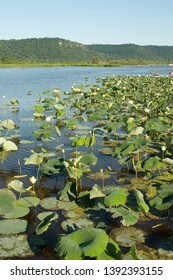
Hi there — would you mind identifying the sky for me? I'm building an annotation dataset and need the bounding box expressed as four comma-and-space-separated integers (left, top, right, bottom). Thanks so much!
0, 0, 173, 46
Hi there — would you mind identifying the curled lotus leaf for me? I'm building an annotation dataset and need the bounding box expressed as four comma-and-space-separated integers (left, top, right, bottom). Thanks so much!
56, 228, 109, 260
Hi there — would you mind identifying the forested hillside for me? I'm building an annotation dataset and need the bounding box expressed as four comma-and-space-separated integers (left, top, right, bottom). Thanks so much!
0, 37, 173, 65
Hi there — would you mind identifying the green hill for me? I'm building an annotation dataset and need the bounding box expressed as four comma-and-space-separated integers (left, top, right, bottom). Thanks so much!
0, 37, 173, 65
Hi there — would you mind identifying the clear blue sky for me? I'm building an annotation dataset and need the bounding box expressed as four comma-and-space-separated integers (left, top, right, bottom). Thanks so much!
1, 0, 173, 45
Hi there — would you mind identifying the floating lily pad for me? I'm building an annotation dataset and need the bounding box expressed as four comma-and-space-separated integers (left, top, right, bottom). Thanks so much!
40, 197, 58, 210
109, 227, 145, 247
99, 147, 113, 155
4, 204, 30, 218
87, 172, 111, 180
0, 189, 16, 215
0, 219, 27, 234
0, 235, 34, 259
17, 197, 40, 208
61, 218, 94, 232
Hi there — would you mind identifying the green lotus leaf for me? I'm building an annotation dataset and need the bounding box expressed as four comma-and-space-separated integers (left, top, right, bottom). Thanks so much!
61, 218, 94, 232
87, 172, 111, 180
36, 213, 55, 235
37, 211, 58, 221
24, 153, 44, 166
8, 179, 24, 193
97, 239, 121, 260
149, 184, 173, 210
0, 235, 34, 259
85, 135, 96, 147
1, 119, 16, 130
79, 152, 97, 166
17, 197, 40, 208
112, 141, 135, 158
143, 156, 162, 171
40, 197, 58, 210
90, 184, 105, 199
34, 105, 45, 114
56, 228, 109, 260
104, 188, 127, 207
11, 98, 19, 105
109, 227, 145, 247
129, 126, 144, 136
134, 189, 149, 214
41, 158, 62, 175
0, 189, 16, 215
4, 205, 30, 218
112, 206, 139, 226
0, 219, 27, 234
2, 140, 18, 151
72, 135, 86, 146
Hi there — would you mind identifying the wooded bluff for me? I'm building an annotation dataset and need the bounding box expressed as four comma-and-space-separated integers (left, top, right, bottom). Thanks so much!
0, 37, 173, 65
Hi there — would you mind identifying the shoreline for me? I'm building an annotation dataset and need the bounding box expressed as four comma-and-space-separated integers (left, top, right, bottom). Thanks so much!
0, 61, 171, 69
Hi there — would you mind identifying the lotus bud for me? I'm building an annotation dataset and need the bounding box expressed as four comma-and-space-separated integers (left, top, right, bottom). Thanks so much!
161, 146, 166, 152
128, 100, 134, 105
30, 176, 37, 185
144, 108, 150, 113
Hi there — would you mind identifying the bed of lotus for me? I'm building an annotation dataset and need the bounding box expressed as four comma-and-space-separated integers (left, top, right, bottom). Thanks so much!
0, 75, 173, 260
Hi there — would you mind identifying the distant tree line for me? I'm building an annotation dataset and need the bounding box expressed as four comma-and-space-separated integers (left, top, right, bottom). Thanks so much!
0, 38, 173, 64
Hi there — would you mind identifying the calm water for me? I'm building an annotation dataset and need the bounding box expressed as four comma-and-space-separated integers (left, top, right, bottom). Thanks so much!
0, 65, 172, 108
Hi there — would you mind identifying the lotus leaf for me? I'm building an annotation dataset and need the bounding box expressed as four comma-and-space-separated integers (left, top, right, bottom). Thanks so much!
24, 153, 43, 166
37, 211, 58, 221
143, 156, 162, 171
104, 188, 127, 207
109, 226, 145, 247
134, 189, 149, 214
2, 140, 18, 151
56, 228, 109, 259
0, 119, 16, 130
17, 197, 40, 208
4, 204, 30, 218
40, 197, 58, 210
112, 206, 139, 226
61, 218, 94, 232
0, 235, 34, 259
36, 213, 56, 235
0, 189, 16, 215
97, 239, 121, 260
41, 158, 62, 175
8, 179, 24, 193
0, 219, 27, 234
90, 184, 105, 199
79, 152, 97, 166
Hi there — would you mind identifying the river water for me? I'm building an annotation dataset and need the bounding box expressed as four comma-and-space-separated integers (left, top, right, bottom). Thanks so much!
0, 65, 172, 108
